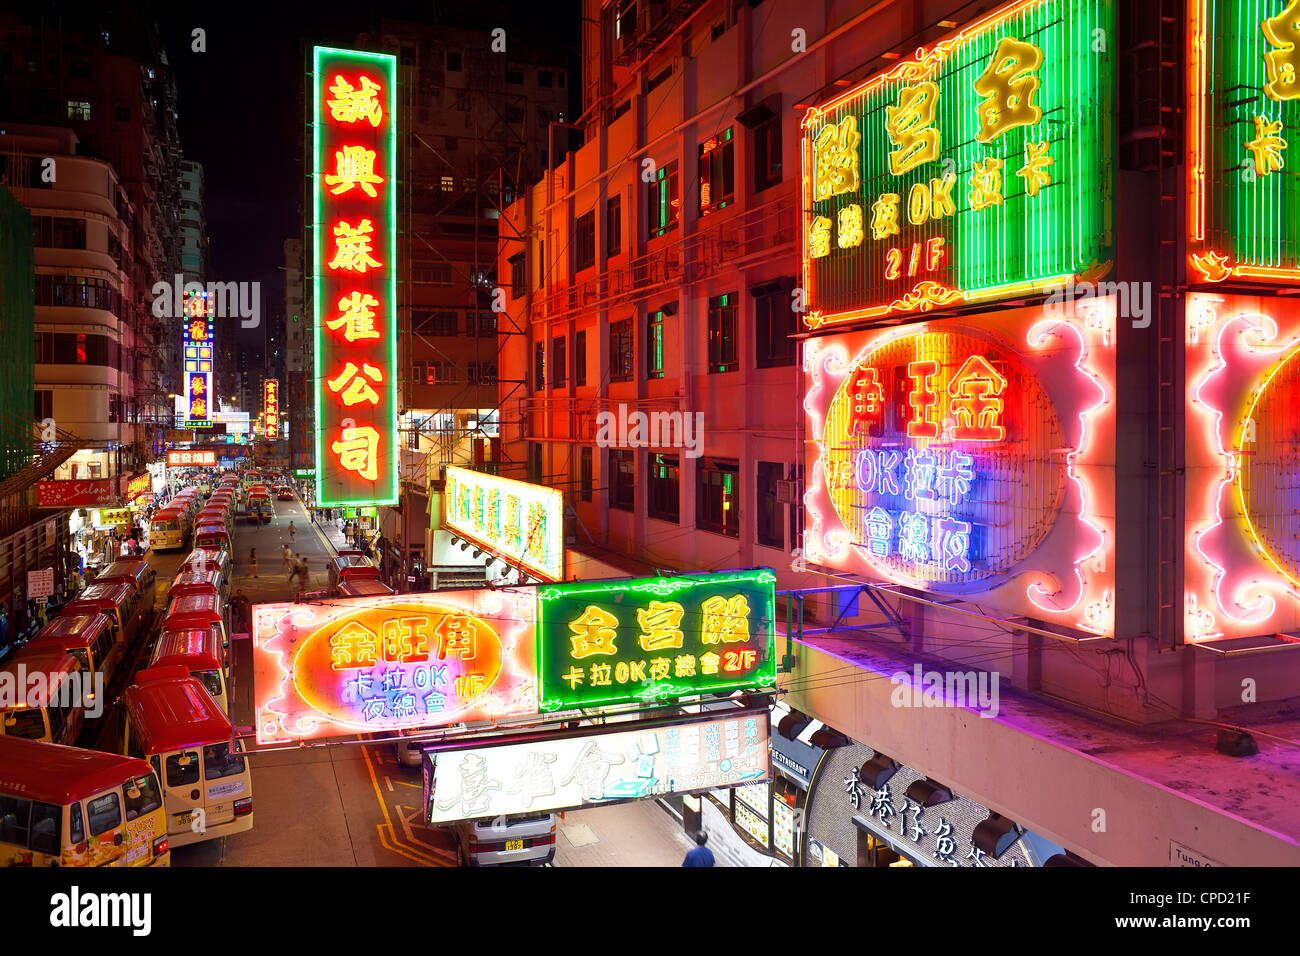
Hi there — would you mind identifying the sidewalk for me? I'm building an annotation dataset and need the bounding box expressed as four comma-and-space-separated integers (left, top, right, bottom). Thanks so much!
554, 800, 697, 867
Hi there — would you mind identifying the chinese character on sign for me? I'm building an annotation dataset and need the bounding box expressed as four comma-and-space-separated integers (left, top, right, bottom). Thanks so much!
673, 654, 696, 677
936, 450, 975, 504
932, 517, 973, 573
813, 115, 860, 200
948, 355, 1007, 441
700, 594, 751, 645
328, 219, 383, 273
1245, 115, 1287, 177
885, 81, 941, 175
327, 74, 384, 126
330, 621, 378, 670
331, 425, 381, 481
844, 766, 866, 810
864, 506, 893, 558
327, 362, 384, 406
968, 158, 1004, 211
869, 783, 897, 830
325, 145, 384, 197
1016, 141, 1053, 197
809, 215, 832, 259
898, 511, 932, 563
434, 753, 501, 816
699, 652, 721, 675
904, 447, 938, 502
847, 366, 885, 438
973, 37, 1044, 142
434, 613, 476, 661
837, 204, 864, 249
1263, 1, 1300, 101
559, 741, 624, 801
328, 292, 382, 342
636, 601, 685, 652
904, 801, 929, 843
508, 751, 558, 809
870, 192, 901, 240
567, 605, 619, 659
381, 617, 428, 663
933, 817, 959, 866
906, 360, 940, 439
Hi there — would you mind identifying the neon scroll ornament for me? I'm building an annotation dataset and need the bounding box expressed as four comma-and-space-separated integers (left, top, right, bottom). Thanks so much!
803, 303, 1115, 635
1185, 293, 1300, 642
251, 589, 537, 745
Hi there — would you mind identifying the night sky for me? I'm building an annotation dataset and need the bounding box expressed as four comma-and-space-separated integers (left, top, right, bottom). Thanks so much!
152, 0, 581, 357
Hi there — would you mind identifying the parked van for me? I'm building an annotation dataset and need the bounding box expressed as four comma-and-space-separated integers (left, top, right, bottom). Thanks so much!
148, 629, 228, 714
149, 506, 189, 551
0, 650, 85, 745
27, 612, 120, 690
169, 568, 226, 605
247, 488, 273, 524
163, 592, 229, 650
193, 523, 231, 554
449, 814, 557, 867
336, 578, 394, 599
94, 560, 157, 606
328, 554, 381, 590
62, 582, 142, 648
181, 549, 232, 592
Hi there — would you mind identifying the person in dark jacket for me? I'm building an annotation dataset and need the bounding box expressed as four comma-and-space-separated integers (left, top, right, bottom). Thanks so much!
682, 831, 714, 867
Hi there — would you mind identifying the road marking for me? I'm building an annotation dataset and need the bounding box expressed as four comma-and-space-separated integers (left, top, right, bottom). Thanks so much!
385, 775, 393, 792
361, 745, 445, 866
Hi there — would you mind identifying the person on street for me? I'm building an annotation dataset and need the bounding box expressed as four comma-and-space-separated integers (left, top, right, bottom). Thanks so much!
249, 548, 258, 578
288, 520, 296, 541
682, 831, 714, 867
282, 544, 293, 575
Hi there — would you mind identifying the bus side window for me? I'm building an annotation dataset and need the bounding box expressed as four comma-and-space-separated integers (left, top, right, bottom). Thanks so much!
47, 697, 65, 743
29, 802, 61, 854
0, 794, 31, 845
69, 801, 84, 845
86, 792, 122, 837
166, 751, 200, 787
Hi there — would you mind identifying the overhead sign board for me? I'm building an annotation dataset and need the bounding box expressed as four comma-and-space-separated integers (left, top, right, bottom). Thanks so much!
535, 569, 777, 712
182, 290, 214, 428
444, 466, 564, 582
801, 0, 1115, 329
167, 450, 217, 468
424, 709, 771, 824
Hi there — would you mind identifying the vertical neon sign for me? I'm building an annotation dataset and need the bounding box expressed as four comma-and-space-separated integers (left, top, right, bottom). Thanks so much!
182, 291, 214, 428
264, 379, 280, 441
312, 47, 398, 507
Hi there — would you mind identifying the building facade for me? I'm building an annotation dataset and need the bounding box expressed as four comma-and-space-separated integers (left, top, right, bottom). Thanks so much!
499, 0, 1300, 867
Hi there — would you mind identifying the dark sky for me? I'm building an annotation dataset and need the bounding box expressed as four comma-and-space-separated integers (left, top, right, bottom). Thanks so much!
152, 0, 581, 356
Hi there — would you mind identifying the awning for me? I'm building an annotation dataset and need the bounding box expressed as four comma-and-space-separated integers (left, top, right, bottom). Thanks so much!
770, 702, 825, 789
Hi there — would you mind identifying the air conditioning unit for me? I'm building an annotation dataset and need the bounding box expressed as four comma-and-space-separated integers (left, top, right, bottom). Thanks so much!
775, 479, 798, 504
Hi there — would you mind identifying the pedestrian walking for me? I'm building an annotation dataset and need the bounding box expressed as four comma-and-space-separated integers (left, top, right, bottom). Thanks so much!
249, 548, 258, 578
682, 831, 715, 867
289, 520, 296, 541
282, 544, 293, 575
297, 555, 309, 586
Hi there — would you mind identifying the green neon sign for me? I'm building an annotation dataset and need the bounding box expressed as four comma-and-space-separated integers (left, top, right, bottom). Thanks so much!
311, 46, 399, 508
1189, 0, 1300, 282
802, 0, 1115, 329
535, 568, 777, 712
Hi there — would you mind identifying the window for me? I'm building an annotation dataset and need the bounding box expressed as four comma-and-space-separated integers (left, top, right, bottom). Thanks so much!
708, 293, 739, 373
615, 0, 638, 40
68, 801, 84, 846
468, 362, 498, 384
113, 104, 130, 123
610, 449, 635, 511
472, 312, 497, 336
86, 792, 122, 836
610, 319, 634, 382
753, 278, 797, 368
552, 336, 567, 388
413, 263, 452, 285
754, 113, 783, 192
647, 309, 666, 379
0, 796, 30, 846
440, 175, 454, 192
757, 461, 785, 548
649, 454, 680, 522
32, 216, 86, 250
539, 70, 553, 88
699, 128, 735, 215
575, 211, 596, 271
575, 330, 587, 385
580, 446, 593, 501
510, 251, 527, 298
413, 361, 426, 384
446, 49, 463, 72
124, 773, 161, 819
647, 162, 680, 238
27, 802, 58, 854
415, 311, 457, 336
35, 274, 117, 311
611, 98, 631, 121
109, 393, 124, 424
445, 136, 458, 151
647, 64, 672, 92
203, 743, 246, 781
506, 66, 524, 84
66, 100, 91, 121
166, 751, 200, 787
697, 459, 740, 537
534, 341, 546, 391
400, 46, 415, 66
607, 196, 622, 256
538, 240, 546, 289
34, 390, 52, 421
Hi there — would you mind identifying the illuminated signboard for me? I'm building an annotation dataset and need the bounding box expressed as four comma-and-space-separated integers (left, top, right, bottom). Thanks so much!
264, 379, 280, 440
1188, 0, 1300, 282
444, 466, 564, 582
124, 474, 151, 501
166, 450, 217, 468
312, 46, 398, 507
182, 291, 214, 428
424, 708, 770, 824
804, 299, 1116, 634
251, 589, 536, 745
535, 569, 777, 711
801, 0, 1114, 329
1186, 292, 1300, 641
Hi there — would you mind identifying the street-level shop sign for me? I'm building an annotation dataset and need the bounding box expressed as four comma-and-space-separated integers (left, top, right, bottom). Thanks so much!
424, 708, 771, 824
801, 0, 1114, 329
35, 479, 118, 508
251, 589, 537, 745
803, 302, 1116, 635
535, 569, 777, 712
182, 290, 214, 428
312, 46, 399, 508
1188, 0, 1300, 283
444, 466, 564, 582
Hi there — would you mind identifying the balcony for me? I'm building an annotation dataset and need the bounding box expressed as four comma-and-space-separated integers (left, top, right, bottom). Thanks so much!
529, 188, 795, 325
612, 0, 709, 67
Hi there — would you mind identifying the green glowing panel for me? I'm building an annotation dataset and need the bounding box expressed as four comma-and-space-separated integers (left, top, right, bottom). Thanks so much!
535, 569, 778, 712
802, 0, 1115, 328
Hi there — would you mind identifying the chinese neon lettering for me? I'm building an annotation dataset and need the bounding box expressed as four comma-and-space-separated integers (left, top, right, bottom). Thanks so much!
327, 74, 384, 126
898, 511, 932, 563
906, 360, 940, 439
885, 81, 941, 175
870, 193, 901, 240
568, 605, 619, 659
331, 425, 381, 481
328, 219, 383, 273
381, 616, 429, 664
328, 292, 381, 342
700, 595, 751, 645
809, 215, 832, 258
1263, 1, 1300, 101
1245, 115, 1287, 176
330, 621, 378, 670
837, 204, 864, 249
948, 355, 1007, 442
864, 506, 893, 558
813, 115, 860, 200
973, 37, 1044, 143
325, 145, 384, 197
968, 158, 1004, 211
434, 613, 476, 661
1016, 141, 1053, 197
636, 601, 685, 652
326, 362, 384, 406
846, 365, 885, 437
904, 447, 938, 502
